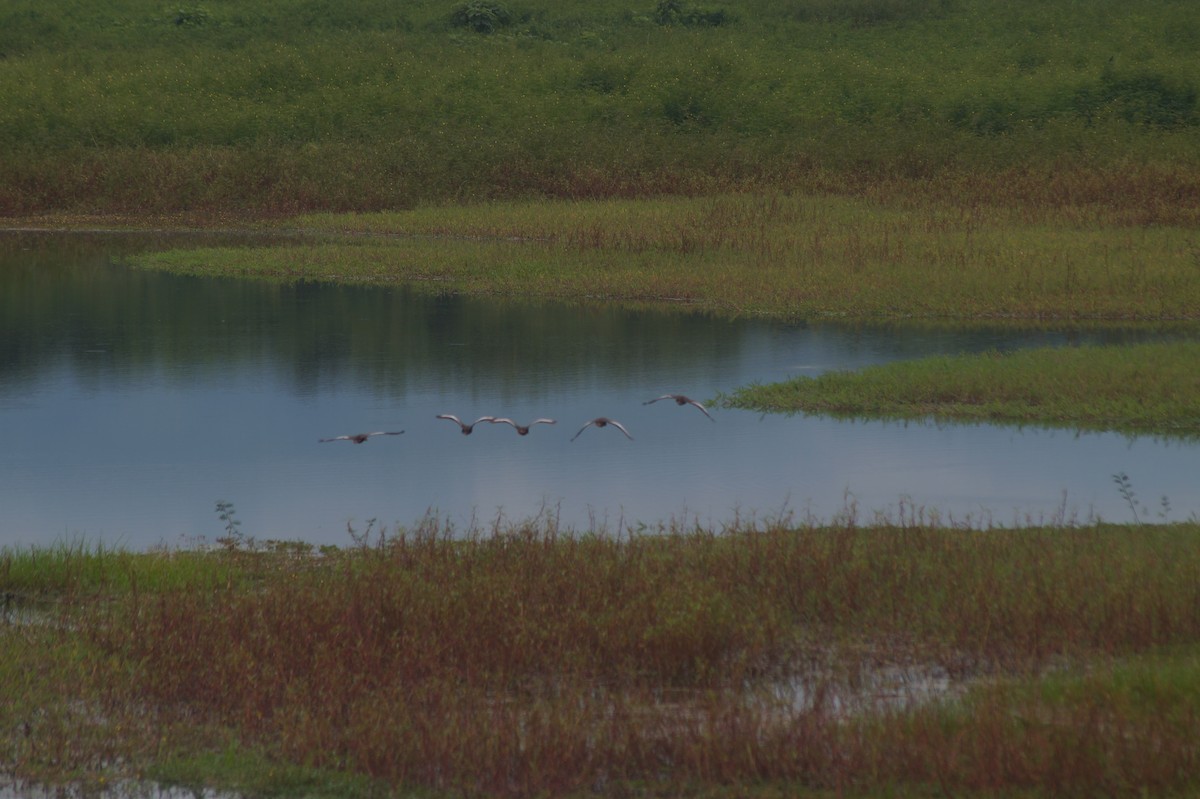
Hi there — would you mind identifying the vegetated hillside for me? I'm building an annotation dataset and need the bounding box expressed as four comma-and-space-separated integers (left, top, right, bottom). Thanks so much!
1, 0, 1197, 214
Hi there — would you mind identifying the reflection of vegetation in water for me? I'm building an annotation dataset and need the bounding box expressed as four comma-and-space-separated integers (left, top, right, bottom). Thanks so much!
0, 232, 746, 400
6, 514, 1200, 795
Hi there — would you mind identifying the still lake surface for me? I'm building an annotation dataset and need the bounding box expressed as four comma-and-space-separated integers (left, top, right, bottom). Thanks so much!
2, 231, 1197, 551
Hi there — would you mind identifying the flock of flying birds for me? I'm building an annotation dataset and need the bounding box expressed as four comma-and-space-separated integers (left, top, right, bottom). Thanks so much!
318, 394, 714, 445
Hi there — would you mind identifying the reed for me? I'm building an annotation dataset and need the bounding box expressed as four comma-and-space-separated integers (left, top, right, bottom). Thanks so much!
9, 515, 1200, 795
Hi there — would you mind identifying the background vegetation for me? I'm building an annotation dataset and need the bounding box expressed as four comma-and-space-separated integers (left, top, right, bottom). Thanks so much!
1, 0, 1198, 215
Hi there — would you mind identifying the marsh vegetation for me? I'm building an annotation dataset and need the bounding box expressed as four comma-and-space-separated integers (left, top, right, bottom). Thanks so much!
1, 0, 1197, 216
7, 514, 1200, 797
3, 0, 1200, 795
719, 340, 1200, 437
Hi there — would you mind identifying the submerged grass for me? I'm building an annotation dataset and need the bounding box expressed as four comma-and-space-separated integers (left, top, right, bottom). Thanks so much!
718, 340, 1200, 437
7, 515, 1200, 796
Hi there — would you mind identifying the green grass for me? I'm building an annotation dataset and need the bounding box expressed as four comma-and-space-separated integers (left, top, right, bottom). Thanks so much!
7, 518, 1200, 796
125, 191, 1200, 323
0, 0, 1198, 214
718, 340, 1200, 437
149, 747, 393, 799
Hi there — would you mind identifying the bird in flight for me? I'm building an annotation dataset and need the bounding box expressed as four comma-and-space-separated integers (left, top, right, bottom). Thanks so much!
571, 417, 633, 441
437, 414, 496, 435
489, 417, 557, 436
644, 393, 715, 422
319, 431, 404, 444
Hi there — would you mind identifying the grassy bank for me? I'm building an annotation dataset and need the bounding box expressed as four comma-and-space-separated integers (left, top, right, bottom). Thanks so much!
6, 517, 1200, 796
718, 340, 1200, 438
1, 0, 1198, 214
124, 189, 1200, 323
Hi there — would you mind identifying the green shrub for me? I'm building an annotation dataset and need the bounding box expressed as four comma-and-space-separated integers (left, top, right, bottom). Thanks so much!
789, 0, 955, 26
652, 0, 732, 28
1088, 70, 1198, 127
449, 0, 513, 33
171, 6, 214, 27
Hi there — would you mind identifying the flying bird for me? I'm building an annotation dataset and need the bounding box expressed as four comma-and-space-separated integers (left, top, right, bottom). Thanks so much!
571, 417, 633, 442
319, 431, 404, 444
644, 393, 715, 421
437, 414, 496, 435
488, 417, 557, 436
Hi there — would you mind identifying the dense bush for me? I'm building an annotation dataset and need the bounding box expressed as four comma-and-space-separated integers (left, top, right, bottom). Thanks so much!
449, 0, 513, 32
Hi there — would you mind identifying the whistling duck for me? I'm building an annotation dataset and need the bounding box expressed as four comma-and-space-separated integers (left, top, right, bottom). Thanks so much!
437, 414, 496, 435
489, 417, 557, 435
644, 394, 715, 421
571, 417, 633, 441
319, 431, 404, 444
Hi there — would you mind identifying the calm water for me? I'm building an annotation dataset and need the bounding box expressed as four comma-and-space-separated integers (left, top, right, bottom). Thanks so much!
2, 231, 1196, 551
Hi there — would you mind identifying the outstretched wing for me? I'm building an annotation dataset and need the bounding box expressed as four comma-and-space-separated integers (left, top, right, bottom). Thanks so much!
643, 395, 675, 405
685, 400, 715, 421
607, 419, 635, 440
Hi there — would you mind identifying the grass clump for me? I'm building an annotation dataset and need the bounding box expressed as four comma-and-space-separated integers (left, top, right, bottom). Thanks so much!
718, 340, 1200, 436
8, 516, 1200, 795
449, 1, 515, 34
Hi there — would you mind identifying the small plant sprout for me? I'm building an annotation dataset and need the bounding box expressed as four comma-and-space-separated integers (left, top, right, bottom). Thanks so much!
1111, 472, 1141, 524
215, 499, 248, 550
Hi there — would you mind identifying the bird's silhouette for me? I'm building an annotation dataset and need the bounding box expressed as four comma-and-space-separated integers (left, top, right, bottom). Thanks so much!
571, 417, 633, 441
319, 431, 404, 444
437, 414, 495, 435
644, 393, 715, 421
489, 417, 557, 435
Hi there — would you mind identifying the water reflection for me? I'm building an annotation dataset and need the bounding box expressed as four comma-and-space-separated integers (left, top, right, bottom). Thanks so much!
1, 231, 1197, 550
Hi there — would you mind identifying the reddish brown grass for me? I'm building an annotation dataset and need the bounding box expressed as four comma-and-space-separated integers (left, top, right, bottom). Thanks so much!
69, 516, 1200, 796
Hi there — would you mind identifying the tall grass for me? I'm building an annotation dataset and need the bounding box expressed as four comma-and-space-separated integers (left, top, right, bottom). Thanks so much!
0, 0, 1197, 214
40, 515, 1200, 795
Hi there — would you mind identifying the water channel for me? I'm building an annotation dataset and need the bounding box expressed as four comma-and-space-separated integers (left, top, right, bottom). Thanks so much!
2, 231, 1196, 551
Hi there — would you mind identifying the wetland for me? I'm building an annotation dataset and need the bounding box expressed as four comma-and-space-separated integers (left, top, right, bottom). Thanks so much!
3, 230, 1197, 551
4, 0, 1200, 794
